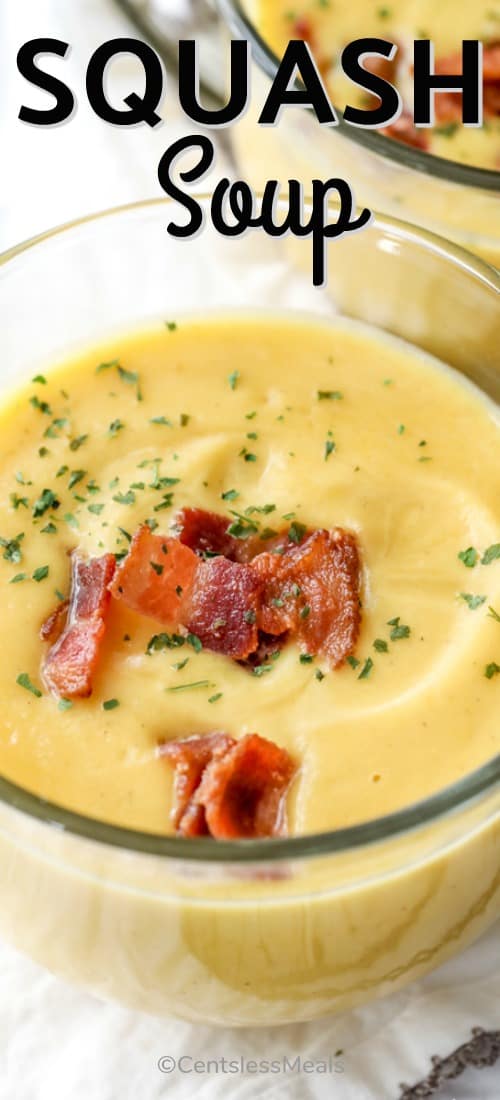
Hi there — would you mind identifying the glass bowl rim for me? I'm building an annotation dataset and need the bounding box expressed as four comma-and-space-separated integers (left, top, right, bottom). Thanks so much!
216, 0, 500, 193
0, 195, 499, 864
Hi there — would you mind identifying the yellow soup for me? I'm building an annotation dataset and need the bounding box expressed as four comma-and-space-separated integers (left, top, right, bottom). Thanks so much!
0, 314, 498, 836
255, 0, 500, 170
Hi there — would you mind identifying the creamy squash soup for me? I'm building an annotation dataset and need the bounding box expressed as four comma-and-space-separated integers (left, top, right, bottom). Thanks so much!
255, 0, 500, 169
231, 2, 499, 268
0, 313, 498, 840
0, 312, 498, 1025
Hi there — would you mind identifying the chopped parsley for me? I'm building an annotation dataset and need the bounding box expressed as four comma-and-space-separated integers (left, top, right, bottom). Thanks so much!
288, 521, 306, 544
30, 395, 52, 416
187, 633, 203, 653
488, 607, 500, 623
10, 573, 27, 584
32, 488, 60, 518
459, 593, 486, 610
32, 374, 47, 385
147, 633, 185, 654
112, 490, 135, 506
324, 438, 335, 461
228, 369, 240, 390
68, 470, 86, 490
165, 321, 177, 332
16, 672, 42, 697
10, 493, 28, 510
315, 668, 325, 681
373, 638, 388, 653
0, 533, 24, 563
484, 662, 500, 679
387, 616, 411, 640
32, 565, 49, 582
208, 693, 223, 704
166, 680, 212, 693
70, 434, 88, 451
244, 609, 257, 624
458, 547, 478, 568
317, 390, 343, 400
482, 544, 500, 565
102, 698, 120, 710
58, 698, 73, 711
150, 416, 172, 426
108, 419, 125, 437
358, 657, 374, 680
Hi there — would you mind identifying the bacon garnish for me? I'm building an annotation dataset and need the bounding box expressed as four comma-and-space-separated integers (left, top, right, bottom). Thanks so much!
176, 507, 243, 561
109, 515, 361, 668
184, 556, 262, 660
40, 599, 69, 644
160, 732, 235, 836
110, 526, 198, 625
176, 506, 292, 564
434, 43, 500, 122
382, 111, 430, 151
42, 553, 116, 698
253, 528, 361, 667
162, 732, 296, 839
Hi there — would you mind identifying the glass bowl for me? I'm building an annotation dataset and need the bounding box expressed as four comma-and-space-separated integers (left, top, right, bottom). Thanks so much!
217, 0, 500, 269
0, 198, 499, 1025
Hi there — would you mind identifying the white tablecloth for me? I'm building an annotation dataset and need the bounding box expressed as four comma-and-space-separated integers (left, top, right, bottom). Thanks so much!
0, 2, 498, 1097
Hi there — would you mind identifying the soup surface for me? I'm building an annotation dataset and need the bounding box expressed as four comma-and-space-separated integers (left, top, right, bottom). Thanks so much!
1, 315, 498, 833
255, 0, 500, 169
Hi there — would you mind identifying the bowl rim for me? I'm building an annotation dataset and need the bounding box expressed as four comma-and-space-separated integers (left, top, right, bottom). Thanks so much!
216, 0, 500, 194
0, 196, 499, 864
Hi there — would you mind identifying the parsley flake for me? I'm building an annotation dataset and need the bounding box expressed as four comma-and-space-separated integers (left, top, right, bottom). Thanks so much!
17, 672, 42, 698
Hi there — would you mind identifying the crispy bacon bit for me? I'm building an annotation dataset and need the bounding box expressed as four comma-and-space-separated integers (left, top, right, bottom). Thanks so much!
382, 111, 430, 151
197, 733, 296, 839
40, 599, 69, 644
162, 732, 296, 839
185, 556, 262, 659
176, 507, 243, 561
109, 514, 361, 668
364, 51, 398, 86
110, 525, 198, 625
42, 554, 116, 698
160, 732, 235, 836
253, 528, 361, 667
434, 44, 500, 122
176, 507, 293, 564
292, 17, 313, 46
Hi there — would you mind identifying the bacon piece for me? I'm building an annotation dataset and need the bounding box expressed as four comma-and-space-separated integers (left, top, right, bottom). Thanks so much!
40, 599, 69, 643
185, 556, 262, 659
176, 507, 293, 564
42, 554, 116, 698
292, 16, 313, 46
434, 44, 500, 122
483, 42, 500, 83
160, 732, 235, 836
382, 111, 430, 151
364, 51, 398, 86
176, 507, 243, 561
110, 525, 198, 625
485, 83, 500, 117
253, 528, 361, 667
196, 733, 296, 839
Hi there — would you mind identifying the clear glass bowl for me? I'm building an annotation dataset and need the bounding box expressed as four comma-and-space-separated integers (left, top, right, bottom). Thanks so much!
0, 199, 499, 1025
217, 0, 500, 269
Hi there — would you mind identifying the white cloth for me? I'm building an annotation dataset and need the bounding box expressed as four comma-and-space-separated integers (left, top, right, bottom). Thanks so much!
0, 2, 498, 1098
